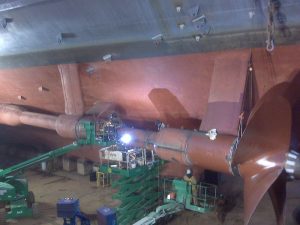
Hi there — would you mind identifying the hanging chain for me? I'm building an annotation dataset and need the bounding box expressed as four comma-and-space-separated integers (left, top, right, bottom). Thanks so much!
266, 0, 275, 52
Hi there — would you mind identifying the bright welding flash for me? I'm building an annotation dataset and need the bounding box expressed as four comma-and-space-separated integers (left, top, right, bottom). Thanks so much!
120, 133, 132, 144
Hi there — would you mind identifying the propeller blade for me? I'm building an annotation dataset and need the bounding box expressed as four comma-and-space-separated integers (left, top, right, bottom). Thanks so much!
233, 89, 291, 225
269, 172, 287, 225
233, 96, 291, 166
243, 163, 283, 225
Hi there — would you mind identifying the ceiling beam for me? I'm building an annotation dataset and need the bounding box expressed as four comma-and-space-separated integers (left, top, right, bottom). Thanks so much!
0, 27, 299, 68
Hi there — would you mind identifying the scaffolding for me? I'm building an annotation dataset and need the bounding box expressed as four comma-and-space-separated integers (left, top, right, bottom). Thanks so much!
99, 145, 161, 225
99, 145, 155, 171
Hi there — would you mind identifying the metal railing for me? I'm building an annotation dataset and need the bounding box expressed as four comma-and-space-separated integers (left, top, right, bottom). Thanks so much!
163, 179, 218, 210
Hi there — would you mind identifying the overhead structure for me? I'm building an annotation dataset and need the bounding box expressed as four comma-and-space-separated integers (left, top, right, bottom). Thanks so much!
0, 0, 299, 68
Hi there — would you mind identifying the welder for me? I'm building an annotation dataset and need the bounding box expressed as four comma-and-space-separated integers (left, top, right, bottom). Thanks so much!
183, 169, 198, 205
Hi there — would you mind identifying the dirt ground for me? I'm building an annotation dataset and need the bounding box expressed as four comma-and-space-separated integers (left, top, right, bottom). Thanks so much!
6, 170, 118, 225
3, 170, 300, 225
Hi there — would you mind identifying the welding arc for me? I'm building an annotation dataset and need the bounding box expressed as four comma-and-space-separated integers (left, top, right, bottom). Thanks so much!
232, 92, 291, 225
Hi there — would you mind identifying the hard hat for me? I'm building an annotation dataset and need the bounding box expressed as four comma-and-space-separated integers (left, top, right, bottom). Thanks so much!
186, 169, 192, 175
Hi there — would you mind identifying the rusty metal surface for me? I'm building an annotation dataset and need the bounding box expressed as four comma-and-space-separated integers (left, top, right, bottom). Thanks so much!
187, 134, 236, 174
252, 45, 300, 98
0, 104, 81, 138
79, 51, 216, 128
0, 46, 299, 129
200, 51, 250, 135
120, 127, 236, 174
242, 164, 284, 225
283, 71, 300, 107
0, 45, 297, 127
233, 89, 292, 225
0, 65, 65, 113
20, 111, 57, 130
0, 104, 23, 126
58, 64, 84, 116
233, 96, 291, 166
55, 115, 81, 138
154, 128, 236, 174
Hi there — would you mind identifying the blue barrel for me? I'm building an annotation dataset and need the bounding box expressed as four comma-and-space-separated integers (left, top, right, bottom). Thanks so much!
57, 198, 80, 218
97, 206, 117, 225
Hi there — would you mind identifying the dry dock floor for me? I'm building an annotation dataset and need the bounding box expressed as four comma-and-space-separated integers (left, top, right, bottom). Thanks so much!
5, 170, 300, 225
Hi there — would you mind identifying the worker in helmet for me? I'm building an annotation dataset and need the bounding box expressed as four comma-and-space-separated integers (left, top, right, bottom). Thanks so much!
183, 169, 198, 205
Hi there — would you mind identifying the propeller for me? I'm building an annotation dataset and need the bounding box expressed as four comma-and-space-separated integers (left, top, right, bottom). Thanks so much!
232, 85, 292, 225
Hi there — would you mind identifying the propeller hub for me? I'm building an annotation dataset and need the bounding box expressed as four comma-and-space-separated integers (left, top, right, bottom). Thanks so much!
285, 150, 300, 180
